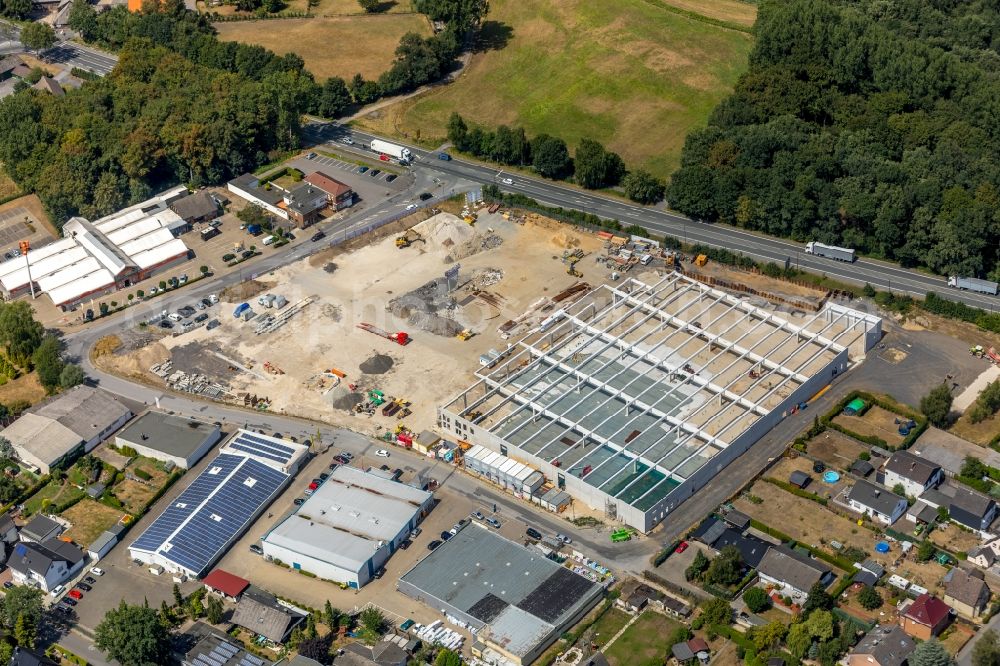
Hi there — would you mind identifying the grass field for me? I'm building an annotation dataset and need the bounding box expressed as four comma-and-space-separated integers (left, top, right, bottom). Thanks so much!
0, 371, 46, 407
603, 611, 680, 666
61, 500, 126, 547
23, 480, 85, 517
358, 0, 753, 178
114, 457, 172, 513
202, 0, 414, 16
214, 13, 431, 80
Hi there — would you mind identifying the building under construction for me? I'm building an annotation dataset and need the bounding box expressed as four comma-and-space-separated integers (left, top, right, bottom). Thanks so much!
438, 273, 882, 532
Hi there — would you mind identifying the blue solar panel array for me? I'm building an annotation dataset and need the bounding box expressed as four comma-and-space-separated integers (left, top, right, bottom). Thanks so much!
130, 453, 288, 576
228, 432, 296, 465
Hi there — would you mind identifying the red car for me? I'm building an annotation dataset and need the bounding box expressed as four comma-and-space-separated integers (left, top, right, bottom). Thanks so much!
379, 154, 389, 161
308, 482, 319, 490
68, 589, 83, 599
674, 541, 689, 554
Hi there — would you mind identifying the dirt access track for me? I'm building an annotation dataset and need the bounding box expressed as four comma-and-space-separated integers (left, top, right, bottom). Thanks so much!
105, 209, 605, 437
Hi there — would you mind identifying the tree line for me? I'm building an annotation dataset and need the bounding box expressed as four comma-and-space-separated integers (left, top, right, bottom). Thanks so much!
667, 0, 1000, 280
447, 113, 666, 203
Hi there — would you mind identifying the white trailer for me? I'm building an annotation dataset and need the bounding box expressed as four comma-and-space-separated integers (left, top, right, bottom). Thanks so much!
948, 276, 999, 295
370, 139, 411, 161
804, 241, 856, 263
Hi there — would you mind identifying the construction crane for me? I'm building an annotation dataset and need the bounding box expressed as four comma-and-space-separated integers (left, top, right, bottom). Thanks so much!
395, 229, 425, 249
357, 322, 409, 345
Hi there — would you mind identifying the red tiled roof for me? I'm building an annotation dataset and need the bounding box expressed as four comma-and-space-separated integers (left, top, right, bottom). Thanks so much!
905, 593, 951, 626
304, 171, 351, 197
202, 569, 249, 597
687, 638, 710, 653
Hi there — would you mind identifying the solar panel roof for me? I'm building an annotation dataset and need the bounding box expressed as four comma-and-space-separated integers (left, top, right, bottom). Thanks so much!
229, 432, 295, 462
130, 453, 289, 576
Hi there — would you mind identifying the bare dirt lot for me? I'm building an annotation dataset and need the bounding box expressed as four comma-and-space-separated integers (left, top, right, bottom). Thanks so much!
929, 521, 982, 555
61, 499, 126, 547
106, 209, 604, 437
113, 457, 172, 513
833, 405, 907, 448
688, 261, 828, 310
807, 430, 869, 471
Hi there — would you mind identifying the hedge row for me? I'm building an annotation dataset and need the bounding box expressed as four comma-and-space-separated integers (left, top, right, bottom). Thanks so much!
819, 390, 927, 452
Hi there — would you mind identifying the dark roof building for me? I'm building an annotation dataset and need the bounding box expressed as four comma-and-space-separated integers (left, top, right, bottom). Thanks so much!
334, 642, 408, 666
847, 479, 908, 524
948, 485, 998, 533
169, 192, 220, 224
848, 625, 915, 666
20, 515, 63, 543
231, 586, 306, 644
884, 450, 941, 486
757, 546, 832, 598
722, 509, 750, 531
789, 471, 811, 488
0, 56, 22, 80
32, 77, 64, 97
851, 459, 874, 477
901, 593, 951, 639
182, 629, 271, 666
711, 528, 771, 569
9, 647, 59, 666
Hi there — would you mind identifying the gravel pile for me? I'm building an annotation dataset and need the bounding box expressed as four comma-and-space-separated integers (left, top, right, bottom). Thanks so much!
472, 268, 504, 288
360, 353, 394, 374
480, 234, 503, 250
328, 386, 362, 410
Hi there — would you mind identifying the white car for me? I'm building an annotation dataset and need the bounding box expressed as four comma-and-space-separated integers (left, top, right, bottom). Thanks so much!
49, 584, 65, 597
555, 533, 572, 544
90, 567, 105, 576
405, 204, 417, 211
375, 449, 390, 458
501, 177, 513, 185
341, 138, 354, 145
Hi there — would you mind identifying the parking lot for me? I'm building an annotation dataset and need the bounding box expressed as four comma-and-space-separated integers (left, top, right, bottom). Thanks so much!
285, 149, 413, 205
0, 198, 58, 257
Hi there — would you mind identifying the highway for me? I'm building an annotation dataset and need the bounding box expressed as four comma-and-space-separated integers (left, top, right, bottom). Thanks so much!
43, 42, 118, 76
305, 123, 1000, 311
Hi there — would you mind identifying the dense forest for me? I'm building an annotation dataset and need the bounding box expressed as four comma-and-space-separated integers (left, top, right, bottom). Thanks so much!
667, 0, 1000, 279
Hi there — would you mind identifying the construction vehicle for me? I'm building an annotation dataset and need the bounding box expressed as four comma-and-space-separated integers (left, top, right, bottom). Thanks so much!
610, 529, 632, 543
971, 345, 985, 358
327, 368, 346, 378
368, 390, 385, 406
461, 208, 477, 225
395, 229, 425, 249
263, 361, 284, 375
949, 276, 999, 295
805, 241, 856, 263
357, 322, 409, 345
566, 260, 582, 278
693, 254, 708, 267
456, 329, 474, 341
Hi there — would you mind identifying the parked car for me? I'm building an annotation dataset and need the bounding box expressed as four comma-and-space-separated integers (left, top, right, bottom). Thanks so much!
427, 540, 442, 551
2, 581, 12, 589
249, 544, 263, 555
194, 313, 208, 323
311, 231, 325, 242
386, 174, 397, 183
306, 152, 317, 158
375, 449, 390, 458
158, 321, 173, 329
333, 455, 349, 465
675, 541, 689, 554
60, 597, 77, 607
76, 582, 92, 592
341, 452, 354, 460
68, 589, 82, 600
206, 319, 220, 331
399, 539, 411, 550
525, 527, 542, 540
84, 577, 96, 585
327, 463, 339, 471
311, 478, 323, 485
197, 301, 207, 310
222, 253, 236, 262
358, 166, 369, 173
178, 274, 188, 285
148, 286, 159, 296
373, 568, 385, 579
293, 498, 306, 506
90, 568, 105, 576
419, 192, 433, 201
485, 517, 501, 529
555, 533, 572, 545
440, 531, 452, 541
471, 511, 485, 521
369, 169, 381, 177
379, 464, 390, 471
201, 298, 212, 308
319, 473, 329, 481
308, 482, 319, 490
304, 489, 314, 496
410, 527, 421, 539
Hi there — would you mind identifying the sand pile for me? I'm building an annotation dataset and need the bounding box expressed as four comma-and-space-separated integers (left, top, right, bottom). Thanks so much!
360, 353, 394, 374
551, 231, 579, 248
413, 213, 476, 248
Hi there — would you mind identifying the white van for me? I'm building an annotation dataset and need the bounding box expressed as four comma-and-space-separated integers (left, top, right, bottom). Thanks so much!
208, 294, 219, 304
262, 235, 276, 246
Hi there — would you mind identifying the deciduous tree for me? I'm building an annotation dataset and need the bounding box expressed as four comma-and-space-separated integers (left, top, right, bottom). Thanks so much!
921, 384, 953, 427
95, 601, 171, 666
623, 170, 665, 204
20, 23, 56, 51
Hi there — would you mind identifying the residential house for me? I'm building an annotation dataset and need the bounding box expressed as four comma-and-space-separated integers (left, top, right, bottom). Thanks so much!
231, 586, 306, 644
0, 513, 19, 545
282, 183, 327, 228
847, 480, 908, 525
662, 595, 691, 619
20, 515, 63, 544
202, 569, 249, 601
182, 630, 274, 666
756, 546, 833, 603
948, 485, 998, 535
288, 657, 323, 666
847, 625, 915, 666
32, 77, 64, 97
303, 171, 354, 210
332, 642, 408, 666
944, 569, 991, 619
8, 539, 86, 592
9, 647, 59, 666
900, 593, 951, 640
692, 517, 770, 568
227, 175, 289, 221
969, 541, 1000, 569
671, 638, 710, 665
879, 450, 943, 498
169, 191, 219, 225
0, 56, 22, 82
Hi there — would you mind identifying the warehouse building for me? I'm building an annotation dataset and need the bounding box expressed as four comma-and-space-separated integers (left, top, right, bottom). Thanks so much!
261, 466, 433, 588
1, 386, 131, 474
439, 274, 882, 532
398, 526, 604, 665
0, 186, 191, 310
115, 411, 222, 469
128, 435, 307, 578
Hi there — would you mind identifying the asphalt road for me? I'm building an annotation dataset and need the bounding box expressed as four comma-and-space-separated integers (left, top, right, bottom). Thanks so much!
43, 42, 118, 76
304, 123, 1000, 311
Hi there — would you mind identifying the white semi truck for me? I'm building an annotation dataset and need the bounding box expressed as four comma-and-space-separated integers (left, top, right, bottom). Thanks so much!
804, 241, 856, 263
948, 276, 999, 295
370, 139, 411, 162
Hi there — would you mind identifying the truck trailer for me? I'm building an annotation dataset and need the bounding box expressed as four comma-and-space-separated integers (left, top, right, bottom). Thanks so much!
804, 241, 856, 263
370, 140, 411, 162
948, 276, 999, 295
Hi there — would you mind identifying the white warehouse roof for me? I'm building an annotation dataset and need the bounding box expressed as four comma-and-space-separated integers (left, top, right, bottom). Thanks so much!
0, 187, 191, 307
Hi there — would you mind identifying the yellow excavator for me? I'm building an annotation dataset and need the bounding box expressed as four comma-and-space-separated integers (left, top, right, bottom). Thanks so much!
395, 229, 425, 249
566, 258, 583, 278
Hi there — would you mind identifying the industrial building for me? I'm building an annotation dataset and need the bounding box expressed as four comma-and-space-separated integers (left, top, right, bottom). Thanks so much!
261, 465, 433, 588
439, 274, 882, 532
115, 411, 222, 469
129, 433, 307, 578
0, 186, 191, 309
398, 526, 604, 665
0, 386, 132, 474
227, 171, 354, 228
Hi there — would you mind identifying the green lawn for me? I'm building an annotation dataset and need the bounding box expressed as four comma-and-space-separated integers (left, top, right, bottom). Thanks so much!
588, 607, 632, 647
603, 611, 681, 666
23, 480, 85, 516
361, 0, 753, 179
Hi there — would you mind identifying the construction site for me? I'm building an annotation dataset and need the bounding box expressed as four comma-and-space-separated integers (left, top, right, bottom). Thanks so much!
96, 207, 608, 436
438, 272, 883, 532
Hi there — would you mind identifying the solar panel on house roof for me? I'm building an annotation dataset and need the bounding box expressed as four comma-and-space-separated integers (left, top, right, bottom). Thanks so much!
129, 453, 289, 576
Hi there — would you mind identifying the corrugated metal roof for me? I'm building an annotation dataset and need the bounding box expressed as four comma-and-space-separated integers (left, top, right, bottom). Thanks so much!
47, 270, 116, 306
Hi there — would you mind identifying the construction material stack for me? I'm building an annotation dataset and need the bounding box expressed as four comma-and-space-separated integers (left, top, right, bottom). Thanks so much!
357, 322, 409, 345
